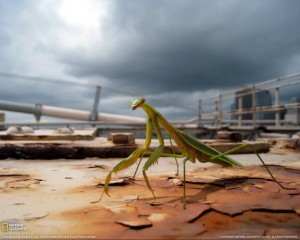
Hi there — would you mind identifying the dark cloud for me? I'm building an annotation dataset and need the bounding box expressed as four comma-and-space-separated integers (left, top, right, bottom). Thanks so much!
60, 0, 300, 94
0, 0, 299, 121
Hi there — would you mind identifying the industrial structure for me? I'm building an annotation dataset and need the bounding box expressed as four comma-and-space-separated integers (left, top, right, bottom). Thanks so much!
195, 72, 300, 136
0, 72, 299, 138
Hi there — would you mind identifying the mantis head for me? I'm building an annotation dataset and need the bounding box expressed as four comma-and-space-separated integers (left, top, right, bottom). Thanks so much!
131, 97, 145, 110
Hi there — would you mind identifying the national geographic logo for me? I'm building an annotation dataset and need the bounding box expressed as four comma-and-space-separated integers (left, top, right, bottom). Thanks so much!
1, 222, 9, 232
1, 222, 28, 232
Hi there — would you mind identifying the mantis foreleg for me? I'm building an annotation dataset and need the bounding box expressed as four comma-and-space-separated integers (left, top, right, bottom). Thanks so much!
95, 118, 153, 202
133, 135, 180, 178
95, 147, 145, 202
183, 157, 190, 209
143, 145, 164, 199
141, 115, 165, 200
132, 153, 145, 179
169, 136, 179, 175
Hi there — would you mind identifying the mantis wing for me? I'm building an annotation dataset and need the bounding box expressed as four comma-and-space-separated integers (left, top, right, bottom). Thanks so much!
180, 131, 243, 167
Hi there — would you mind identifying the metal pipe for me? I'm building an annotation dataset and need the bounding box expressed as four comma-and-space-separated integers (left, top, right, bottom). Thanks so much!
252, 85, 256, 127
90, 86, 101, 121
218, 94, 222, 127
42, 106, 146, 123
0, 100, 145, 124
0, 101, 36, 114
198, 99, 202, 123
238, 96, 242, 127
275, 87, 281, 127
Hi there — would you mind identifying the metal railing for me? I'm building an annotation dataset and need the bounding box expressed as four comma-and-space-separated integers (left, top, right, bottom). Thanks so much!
197, 72, 300, 129
0, 72, 300, 135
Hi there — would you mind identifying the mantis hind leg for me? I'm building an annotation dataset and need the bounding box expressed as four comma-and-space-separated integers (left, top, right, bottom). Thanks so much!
210, 143, 294, 190
183, 157, 190, 209
91, 147, 146, 203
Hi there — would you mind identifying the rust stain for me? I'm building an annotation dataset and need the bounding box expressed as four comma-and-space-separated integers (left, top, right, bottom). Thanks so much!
5, 178, 43, 189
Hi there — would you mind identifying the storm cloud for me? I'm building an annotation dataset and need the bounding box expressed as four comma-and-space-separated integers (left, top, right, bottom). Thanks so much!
0, 0, 300, 121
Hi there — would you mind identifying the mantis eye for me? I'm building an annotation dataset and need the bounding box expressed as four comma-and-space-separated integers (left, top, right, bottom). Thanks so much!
131, 97, 145, 110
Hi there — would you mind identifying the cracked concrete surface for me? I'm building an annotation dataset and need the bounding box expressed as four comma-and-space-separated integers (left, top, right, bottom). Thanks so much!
0, 147, 299, 239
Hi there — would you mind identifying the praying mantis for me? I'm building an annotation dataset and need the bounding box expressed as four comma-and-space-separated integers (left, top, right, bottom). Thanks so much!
97, 97, 290, 209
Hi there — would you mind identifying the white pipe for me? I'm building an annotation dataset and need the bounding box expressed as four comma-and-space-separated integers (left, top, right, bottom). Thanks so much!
98, 112, 145, 123
41, 106, 145, 123
41, 106, 90, 120
0, 100, 146, 124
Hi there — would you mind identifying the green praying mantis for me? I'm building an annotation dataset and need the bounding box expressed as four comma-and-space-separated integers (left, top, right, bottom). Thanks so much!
97, 97, 291, 209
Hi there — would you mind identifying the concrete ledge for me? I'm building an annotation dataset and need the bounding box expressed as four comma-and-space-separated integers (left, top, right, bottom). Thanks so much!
0, 137, 270, 160
0, 128, 97, 141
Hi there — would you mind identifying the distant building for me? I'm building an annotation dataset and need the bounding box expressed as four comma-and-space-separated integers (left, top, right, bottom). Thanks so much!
285, 97, 300, 125
231, 88, 285, 121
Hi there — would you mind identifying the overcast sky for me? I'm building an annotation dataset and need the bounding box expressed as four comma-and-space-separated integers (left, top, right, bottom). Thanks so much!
0, 0, 300, 122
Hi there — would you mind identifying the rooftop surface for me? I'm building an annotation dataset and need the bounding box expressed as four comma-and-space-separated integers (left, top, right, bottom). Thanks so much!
0, 134, 299, 239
